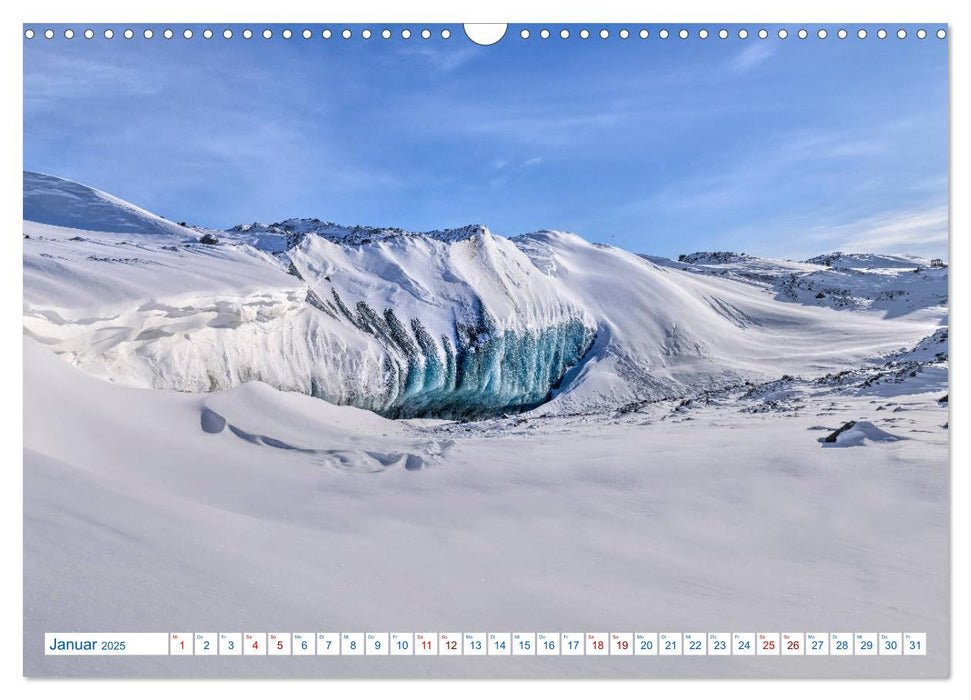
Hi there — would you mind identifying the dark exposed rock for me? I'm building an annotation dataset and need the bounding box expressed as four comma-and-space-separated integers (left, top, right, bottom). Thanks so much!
823, 420, 857, 443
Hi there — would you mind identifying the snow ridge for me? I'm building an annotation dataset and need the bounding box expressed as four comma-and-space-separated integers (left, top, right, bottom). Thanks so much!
23, 171, 188, 238
22, 172, 948, 419
228, 218, 489, 252
650, 249, 948, 316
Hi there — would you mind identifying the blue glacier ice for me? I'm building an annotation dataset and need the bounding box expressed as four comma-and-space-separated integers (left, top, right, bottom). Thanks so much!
318, 290, 597, 419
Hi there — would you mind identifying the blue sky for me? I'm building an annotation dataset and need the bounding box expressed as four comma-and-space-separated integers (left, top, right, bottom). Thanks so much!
23, 24, 948, 259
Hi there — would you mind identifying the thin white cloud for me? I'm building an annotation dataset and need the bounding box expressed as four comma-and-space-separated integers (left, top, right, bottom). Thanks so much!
728, 44, 775, 75
703, 200, 949, 261
628, 125, 900, 215
489, 156, 545, 188
808, 205, 949, 254
395, 45, 480, 72
23, 52, 165, 109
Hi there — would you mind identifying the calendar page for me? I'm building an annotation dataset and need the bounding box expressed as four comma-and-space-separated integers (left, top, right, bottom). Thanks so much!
22, 19, 949, 679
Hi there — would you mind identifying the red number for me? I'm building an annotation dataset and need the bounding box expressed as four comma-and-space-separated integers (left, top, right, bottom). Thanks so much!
763, 640, 775, 650
252, 641, 258, 650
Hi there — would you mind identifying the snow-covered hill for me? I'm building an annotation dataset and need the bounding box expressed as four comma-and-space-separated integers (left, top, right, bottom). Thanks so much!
22, 172, 947, 418
646, 249, 948, 317
229, 218, 490, 251
23, 171, 190, 238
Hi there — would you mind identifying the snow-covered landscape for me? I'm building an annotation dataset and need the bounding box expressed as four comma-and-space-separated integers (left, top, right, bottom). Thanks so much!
23, 171, 949, 677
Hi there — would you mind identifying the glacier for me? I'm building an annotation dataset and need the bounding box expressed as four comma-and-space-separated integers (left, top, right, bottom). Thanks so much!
21, 173, 950, 680
282, 228, 599, 418
21, 171, 947, 419
22, 173, 601, 419
315, 294, 596, 419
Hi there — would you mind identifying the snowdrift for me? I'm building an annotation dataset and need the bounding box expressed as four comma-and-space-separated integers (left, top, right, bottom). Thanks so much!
819, 420, 907, 448
23, 171, 189, 237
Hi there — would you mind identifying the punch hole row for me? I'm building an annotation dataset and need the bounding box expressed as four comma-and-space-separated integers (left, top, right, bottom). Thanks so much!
519, 27, 943, 41
23, 27, 458, 41
24, 26, 948, 42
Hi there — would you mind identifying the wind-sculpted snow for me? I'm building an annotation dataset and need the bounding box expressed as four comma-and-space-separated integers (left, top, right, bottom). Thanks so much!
22, 172, 947, 418
23, 172, 189, 237
22, 228, 596, 418
22, 180, 598, 418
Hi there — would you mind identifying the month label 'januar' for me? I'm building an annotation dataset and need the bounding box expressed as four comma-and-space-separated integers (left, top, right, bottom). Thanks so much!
44, 633, 169, 656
